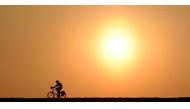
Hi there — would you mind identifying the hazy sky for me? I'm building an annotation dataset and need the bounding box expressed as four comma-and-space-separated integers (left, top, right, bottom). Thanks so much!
0, 6, 190, 98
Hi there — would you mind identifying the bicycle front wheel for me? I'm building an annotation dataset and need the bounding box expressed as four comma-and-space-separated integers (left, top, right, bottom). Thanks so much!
47, 92, 55, 98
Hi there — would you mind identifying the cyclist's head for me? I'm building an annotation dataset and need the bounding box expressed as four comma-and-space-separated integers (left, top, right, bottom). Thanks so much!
56, 80, 59, 83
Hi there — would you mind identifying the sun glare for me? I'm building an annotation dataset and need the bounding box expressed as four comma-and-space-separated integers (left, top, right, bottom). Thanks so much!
96, 24, 138, 73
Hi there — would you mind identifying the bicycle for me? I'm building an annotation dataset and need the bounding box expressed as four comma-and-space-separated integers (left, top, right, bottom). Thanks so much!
47, 86, 66, 99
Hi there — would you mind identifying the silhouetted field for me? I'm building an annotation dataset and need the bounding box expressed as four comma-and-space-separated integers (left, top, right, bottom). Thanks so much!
1, 97, 190, 102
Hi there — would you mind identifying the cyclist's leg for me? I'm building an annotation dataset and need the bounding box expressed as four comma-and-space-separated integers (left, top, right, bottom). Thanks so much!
56, 88, 61, 98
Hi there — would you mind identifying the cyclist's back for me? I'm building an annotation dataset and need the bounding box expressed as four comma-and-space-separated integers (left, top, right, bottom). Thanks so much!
56, 81, 62, 89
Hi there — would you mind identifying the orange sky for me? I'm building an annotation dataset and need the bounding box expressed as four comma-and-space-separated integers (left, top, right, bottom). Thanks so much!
0, 6, 190, 98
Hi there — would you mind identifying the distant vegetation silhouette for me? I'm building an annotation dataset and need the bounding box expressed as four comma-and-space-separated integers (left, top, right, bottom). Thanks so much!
1, 97, 190, 102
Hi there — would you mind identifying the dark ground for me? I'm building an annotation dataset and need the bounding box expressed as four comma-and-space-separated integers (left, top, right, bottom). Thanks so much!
1, 97, 190, 102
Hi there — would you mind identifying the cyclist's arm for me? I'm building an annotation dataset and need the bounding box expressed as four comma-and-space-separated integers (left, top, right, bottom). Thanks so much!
52, 84, 58, 88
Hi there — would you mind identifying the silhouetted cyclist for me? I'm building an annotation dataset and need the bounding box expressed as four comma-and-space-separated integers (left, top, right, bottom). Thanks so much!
51, 80, 63, 98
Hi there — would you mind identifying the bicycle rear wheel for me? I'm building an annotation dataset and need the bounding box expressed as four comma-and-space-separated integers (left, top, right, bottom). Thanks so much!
47, 92, 55, 98
61, 91, 66, 101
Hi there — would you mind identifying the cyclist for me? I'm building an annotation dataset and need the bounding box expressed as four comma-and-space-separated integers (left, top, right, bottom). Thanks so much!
51, 80, 63, 98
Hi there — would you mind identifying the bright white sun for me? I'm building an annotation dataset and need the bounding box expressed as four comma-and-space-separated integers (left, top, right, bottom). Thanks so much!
95, 23, 139, 76
99, 27, 132, 62
96, 25, 138, 72
106, 36, 128, 59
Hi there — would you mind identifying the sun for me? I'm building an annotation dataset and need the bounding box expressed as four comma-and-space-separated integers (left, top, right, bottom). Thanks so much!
99, 27, 132, 61
106, 36, 128, 59
96, 24, 138, 72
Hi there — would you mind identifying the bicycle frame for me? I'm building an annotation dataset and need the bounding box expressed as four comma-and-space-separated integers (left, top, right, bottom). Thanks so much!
50, 87, 58, 96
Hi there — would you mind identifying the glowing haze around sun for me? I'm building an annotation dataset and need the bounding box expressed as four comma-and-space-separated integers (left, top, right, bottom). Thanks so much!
96, 23, 138, 74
